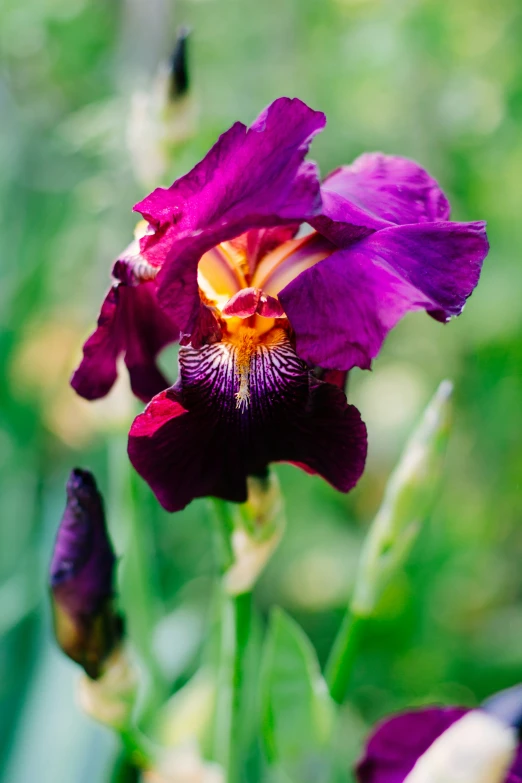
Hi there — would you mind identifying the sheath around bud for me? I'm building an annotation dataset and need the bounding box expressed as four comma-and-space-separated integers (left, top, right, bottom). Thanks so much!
169, 27, 190, 101
225, 471, 286, 595
49, 468, 123, 679
352, 380, 453, 617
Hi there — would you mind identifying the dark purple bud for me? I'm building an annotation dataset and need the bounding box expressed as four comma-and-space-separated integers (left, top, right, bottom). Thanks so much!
169, 26, 190, 100
49, 468, 123, 679
483, 684, 522, 738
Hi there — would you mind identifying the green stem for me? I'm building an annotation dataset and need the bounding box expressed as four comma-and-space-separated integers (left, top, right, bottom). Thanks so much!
119, 727, 151, 768
213, 590, 253, 783
109, 437, 166, 718
325, 609, 365, 705
210, 498, 235, 571
126, 470, 167, 715
210, 498, 252, 783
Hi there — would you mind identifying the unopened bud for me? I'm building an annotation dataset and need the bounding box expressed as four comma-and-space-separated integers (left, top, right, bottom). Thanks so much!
403, 711, 517, 783
127, 28, 197, 187
352, 380, 453, 616
225, 472, 285, 595
49, 468, 123, 678
169, 27, 190, 101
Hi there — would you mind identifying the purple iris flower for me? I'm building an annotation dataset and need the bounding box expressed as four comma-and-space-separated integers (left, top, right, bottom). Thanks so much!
71, 97, 488, 512
49, 468, 123, 678
356, 698, 522, 782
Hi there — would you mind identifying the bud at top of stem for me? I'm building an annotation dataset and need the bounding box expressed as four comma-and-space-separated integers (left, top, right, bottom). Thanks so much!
49, 468, 123, 678
169, 27, 190, 101
352, 380, 453, 617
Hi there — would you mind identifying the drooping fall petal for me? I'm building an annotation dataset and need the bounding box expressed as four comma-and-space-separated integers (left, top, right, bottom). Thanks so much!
128, 331, 367, 512
71, 282, 179, 403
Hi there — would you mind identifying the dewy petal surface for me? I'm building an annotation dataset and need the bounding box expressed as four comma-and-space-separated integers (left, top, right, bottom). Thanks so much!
311, 153, 451, 247
71, 281, 179, 403
356, 707, 522, 783
280, 220, 489, 371
128, 331, 367, 512
134, 97, 326, 337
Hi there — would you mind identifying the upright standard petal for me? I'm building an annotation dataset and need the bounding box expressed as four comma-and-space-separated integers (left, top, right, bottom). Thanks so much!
71, 281, 179, 403
280, 221, 489, 371
312, 153, 451, 247
134, 97, 326, 338
128, 329, 367, 512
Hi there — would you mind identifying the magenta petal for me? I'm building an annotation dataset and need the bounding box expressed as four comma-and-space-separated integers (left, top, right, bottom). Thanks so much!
280, 221, 488, 371
312, 153, 451, 247
356, 708, 468, 783
71, 282, 179, 403
71, 287, 123, 401
134, 97, 326, 335
128, 333, 367, 512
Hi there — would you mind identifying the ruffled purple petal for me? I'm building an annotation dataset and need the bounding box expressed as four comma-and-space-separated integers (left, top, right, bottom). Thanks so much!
134, 97, 326, 337
280, 221, 488, 371
128, 331, 367, 512
71, 282, 179, 403
356, 708, 468, 783
312, 153, 451, 247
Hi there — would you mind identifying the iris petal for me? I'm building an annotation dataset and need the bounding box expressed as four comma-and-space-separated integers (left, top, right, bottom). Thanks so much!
134, 97, 326, 340
356, 707, 522, 783
313, 153, 451, 247
356, 708, 469, 783
71, 282, 179, 403
128, 330, 367, 512
280, 221, 489, 371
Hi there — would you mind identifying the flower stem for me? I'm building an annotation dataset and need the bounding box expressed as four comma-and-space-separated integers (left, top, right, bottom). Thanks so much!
109, 438, 166, 718
210, 498, 235, 571
210, 498, 252, 783
213, 590, 253, 783
325, 609, 365, 705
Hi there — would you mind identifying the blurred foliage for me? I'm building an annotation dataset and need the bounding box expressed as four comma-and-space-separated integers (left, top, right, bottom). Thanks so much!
2, 0, 522, 779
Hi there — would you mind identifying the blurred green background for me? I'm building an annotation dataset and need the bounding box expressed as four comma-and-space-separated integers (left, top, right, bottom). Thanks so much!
2, 0, 522, 779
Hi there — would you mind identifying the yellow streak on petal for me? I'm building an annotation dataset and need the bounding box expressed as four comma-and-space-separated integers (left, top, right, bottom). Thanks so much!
253, 232, 332, 296
230, 327, 259, 411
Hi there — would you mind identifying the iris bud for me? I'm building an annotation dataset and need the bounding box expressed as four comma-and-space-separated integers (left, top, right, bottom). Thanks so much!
168, 27, 190, 101
127, 27, 197, 187
352, 380, 453, 617
49, 468, 123, 679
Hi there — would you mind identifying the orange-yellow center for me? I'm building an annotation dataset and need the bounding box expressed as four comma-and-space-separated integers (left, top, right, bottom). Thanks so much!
196, 232, 332, 408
